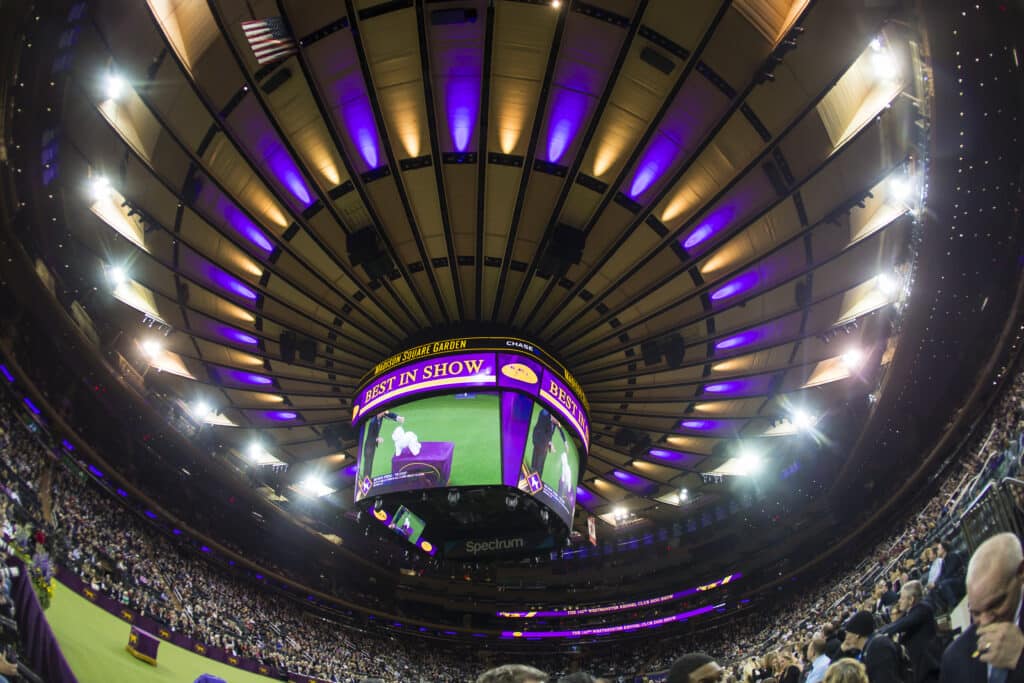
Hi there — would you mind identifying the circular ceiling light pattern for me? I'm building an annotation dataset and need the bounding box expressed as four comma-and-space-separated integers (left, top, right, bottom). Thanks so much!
8, 0, 940, 583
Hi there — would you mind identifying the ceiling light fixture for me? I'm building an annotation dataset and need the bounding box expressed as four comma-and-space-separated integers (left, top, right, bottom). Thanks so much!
841, 348, 865, 370
792, 410, 816, 431
104, 73, 126, 101
106, 265, 127, 286
876, 273, 899, 296
141, 339, 163, 359
871, 51, 900, 80
89, 175, 111, 201
192, 401, 212, 420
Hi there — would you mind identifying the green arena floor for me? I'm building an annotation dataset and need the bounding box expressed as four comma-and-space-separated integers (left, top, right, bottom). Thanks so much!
47, 582, 274, 683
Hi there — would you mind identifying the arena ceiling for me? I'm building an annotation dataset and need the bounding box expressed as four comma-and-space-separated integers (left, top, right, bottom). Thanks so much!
41, 0, 928, 532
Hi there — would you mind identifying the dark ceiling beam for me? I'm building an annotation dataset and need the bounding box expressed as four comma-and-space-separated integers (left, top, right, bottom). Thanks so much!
489, 2, 570, 315
414, 0, 465, 320
121, 7, 413, 342
473, 0, 496, 321
509, 0, 726, 323
345, 0, 453, 324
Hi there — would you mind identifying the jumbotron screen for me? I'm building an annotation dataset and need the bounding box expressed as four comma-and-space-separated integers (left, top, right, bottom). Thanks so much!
352, 339, 588, 528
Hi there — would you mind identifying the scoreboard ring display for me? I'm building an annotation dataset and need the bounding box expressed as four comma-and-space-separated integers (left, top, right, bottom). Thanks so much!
351, 337, 589, 531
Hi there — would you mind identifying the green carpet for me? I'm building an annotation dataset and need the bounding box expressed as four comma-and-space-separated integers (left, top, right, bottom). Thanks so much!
47, 582, 274, 683
362, 393, 501, 485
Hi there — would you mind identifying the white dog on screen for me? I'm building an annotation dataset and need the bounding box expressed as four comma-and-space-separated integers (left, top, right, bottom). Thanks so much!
391, 425, 422, 456
558, 451, 572, 500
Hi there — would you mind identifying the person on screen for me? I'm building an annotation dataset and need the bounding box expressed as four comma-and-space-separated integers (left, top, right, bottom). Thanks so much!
529, 409, 564, 481
361, 410, 403, 480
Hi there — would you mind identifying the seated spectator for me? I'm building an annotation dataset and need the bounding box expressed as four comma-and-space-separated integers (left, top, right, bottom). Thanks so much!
940, 532, 1024, 683
477, 664, 549, 683
824, 658, 869, 683
805, 637, 830, 683
667, 653, 724, 683
841, 611, 903, 683
879, 580, 940, 683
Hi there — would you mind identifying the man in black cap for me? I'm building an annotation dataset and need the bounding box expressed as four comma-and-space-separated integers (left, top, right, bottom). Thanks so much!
667, 653, 725, 683
842, 610, 904, 683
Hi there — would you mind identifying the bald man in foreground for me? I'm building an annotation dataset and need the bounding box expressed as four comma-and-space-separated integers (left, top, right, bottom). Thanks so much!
940, 532, 1024, 682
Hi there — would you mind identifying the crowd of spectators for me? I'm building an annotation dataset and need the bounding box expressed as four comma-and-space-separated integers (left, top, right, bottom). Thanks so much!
0, 366, 1022, 682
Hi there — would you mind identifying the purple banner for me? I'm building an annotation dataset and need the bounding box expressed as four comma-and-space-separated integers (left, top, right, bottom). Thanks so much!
497, 572, 741, 618
354, 353, 497, 421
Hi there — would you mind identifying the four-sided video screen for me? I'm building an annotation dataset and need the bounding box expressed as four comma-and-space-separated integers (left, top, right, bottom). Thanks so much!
352, 341, 588, 529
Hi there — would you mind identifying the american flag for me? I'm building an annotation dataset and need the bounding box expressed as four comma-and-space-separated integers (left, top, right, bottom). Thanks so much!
241, 17, 298, 65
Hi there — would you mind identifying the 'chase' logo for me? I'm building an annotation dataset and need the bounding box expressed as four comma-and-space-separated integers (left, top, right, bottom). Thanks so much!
501, 362, 538, 385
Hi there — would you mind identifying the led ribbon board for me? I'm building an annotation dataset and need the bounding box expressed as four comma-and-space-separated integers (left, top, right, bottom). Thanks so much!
501, 603, 725, 639
496, 572, 741, 618
353, 338, 589, 451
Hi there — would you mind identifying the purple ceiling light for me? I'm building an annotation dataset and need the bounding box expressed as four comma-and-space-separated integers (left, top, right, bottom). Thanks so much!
264, 410, 299, 421
343, 98, 381, 169
546, 88, 588, 163
682, 204, 738, 250
575, 486, 595, 504
259, 138, 313, 208
629, 134, 678, 199
715, 329, 760, 351
205, 265, 258, 301
610, 470, 659, 495
217, 326, 258, 346
680, 419, 718, 430
221, 199, 273, 254
647, 449, 704, 469
710, 272, 760, 302
221, 369, 273, 386
703, 380, 746, 394
446, 75, 480, 152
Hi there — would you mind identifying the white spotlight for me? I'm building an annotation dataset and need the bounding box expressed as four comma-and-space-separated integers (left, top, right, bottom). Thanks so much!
247, 442, 266, 461
889, 176, 913, 202
551, 0, 561, 7
104, 73, 126, 101
107, 265, 127, 286
678, 488, 689, 503
89, 175, 111, 201
876, 273, 899, 296
869, 37, 883, 52
192, 401, 212, 420
735, 450, 763, 476
141, 339, 163, 359
841, 348, 865, 370
612, 506, 627, 520
299, 476, 321, 493
792, 410, 815, 431
871, 51, 899, 80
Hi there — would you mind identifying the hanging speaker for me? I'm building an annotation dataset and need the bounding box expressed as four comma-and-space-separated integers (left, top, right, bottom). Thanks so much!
279, 330, 297, 364
640, 340, 662, 366
662, 333, 685, 368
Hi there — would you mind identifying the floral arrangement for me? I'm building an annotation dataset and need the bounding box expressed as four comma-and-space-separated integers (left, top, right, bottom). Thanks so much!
30, 544, 55, 610
11, 537, 55, 610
